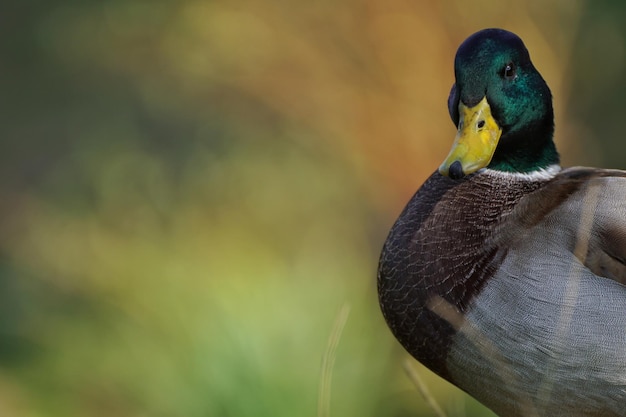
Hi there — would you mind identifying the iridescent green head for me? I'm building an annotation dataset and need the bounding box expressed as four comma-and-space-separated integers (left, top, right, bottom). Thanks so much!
439, 28, 559, 179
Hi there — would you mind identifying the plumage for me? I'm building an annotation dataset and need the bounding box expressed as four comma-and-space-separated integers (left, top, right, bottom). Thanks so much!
378, 28, 626, 417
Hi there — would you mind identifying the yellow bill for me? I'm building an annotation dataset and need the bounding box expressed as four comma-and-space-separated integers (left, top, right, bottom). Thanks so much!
438, 97, 502, 179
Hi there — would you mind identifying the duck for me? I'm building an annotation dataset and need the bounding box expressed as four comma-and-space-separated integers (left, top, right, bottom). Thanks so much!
377, 28, 626, 417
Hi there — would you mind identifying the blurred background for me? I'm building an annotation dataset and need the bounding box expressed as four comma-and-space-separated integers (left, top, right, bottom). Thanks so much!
1, 0, 626, 416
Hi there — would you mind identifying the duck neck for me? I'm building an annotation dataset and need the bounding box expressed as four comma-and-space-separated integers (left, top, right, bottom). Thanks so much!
488, 117, 559, 174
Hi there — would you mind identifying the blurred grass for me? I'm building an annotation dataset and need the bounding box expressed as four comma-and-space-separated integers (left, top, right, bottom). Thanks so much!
2, 0, 625, 416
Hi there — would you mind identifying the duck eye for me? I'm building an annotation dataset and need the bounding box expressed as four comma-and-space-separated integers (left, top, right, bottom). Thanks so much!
503, 62, 516, 80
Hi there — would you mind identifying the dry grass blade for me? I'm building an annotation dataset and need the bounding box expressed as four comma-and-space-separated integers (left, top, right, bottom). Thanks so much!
403, 358, 448, 417
318, 303, 351, 417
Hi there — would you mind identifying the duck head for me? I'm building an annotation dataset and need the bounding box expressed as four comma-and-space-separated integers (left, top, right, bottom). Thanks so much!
439, 29, 559, 179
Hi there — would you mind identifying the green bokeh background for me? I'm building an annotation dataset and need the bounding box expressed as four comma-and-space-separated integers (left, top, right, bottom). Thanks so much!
1, 1, 625, 416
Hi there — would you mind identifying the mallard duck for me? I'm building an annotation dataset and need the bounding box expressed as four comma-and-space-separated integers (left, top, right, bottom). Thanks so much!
377, 28, 626, 417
